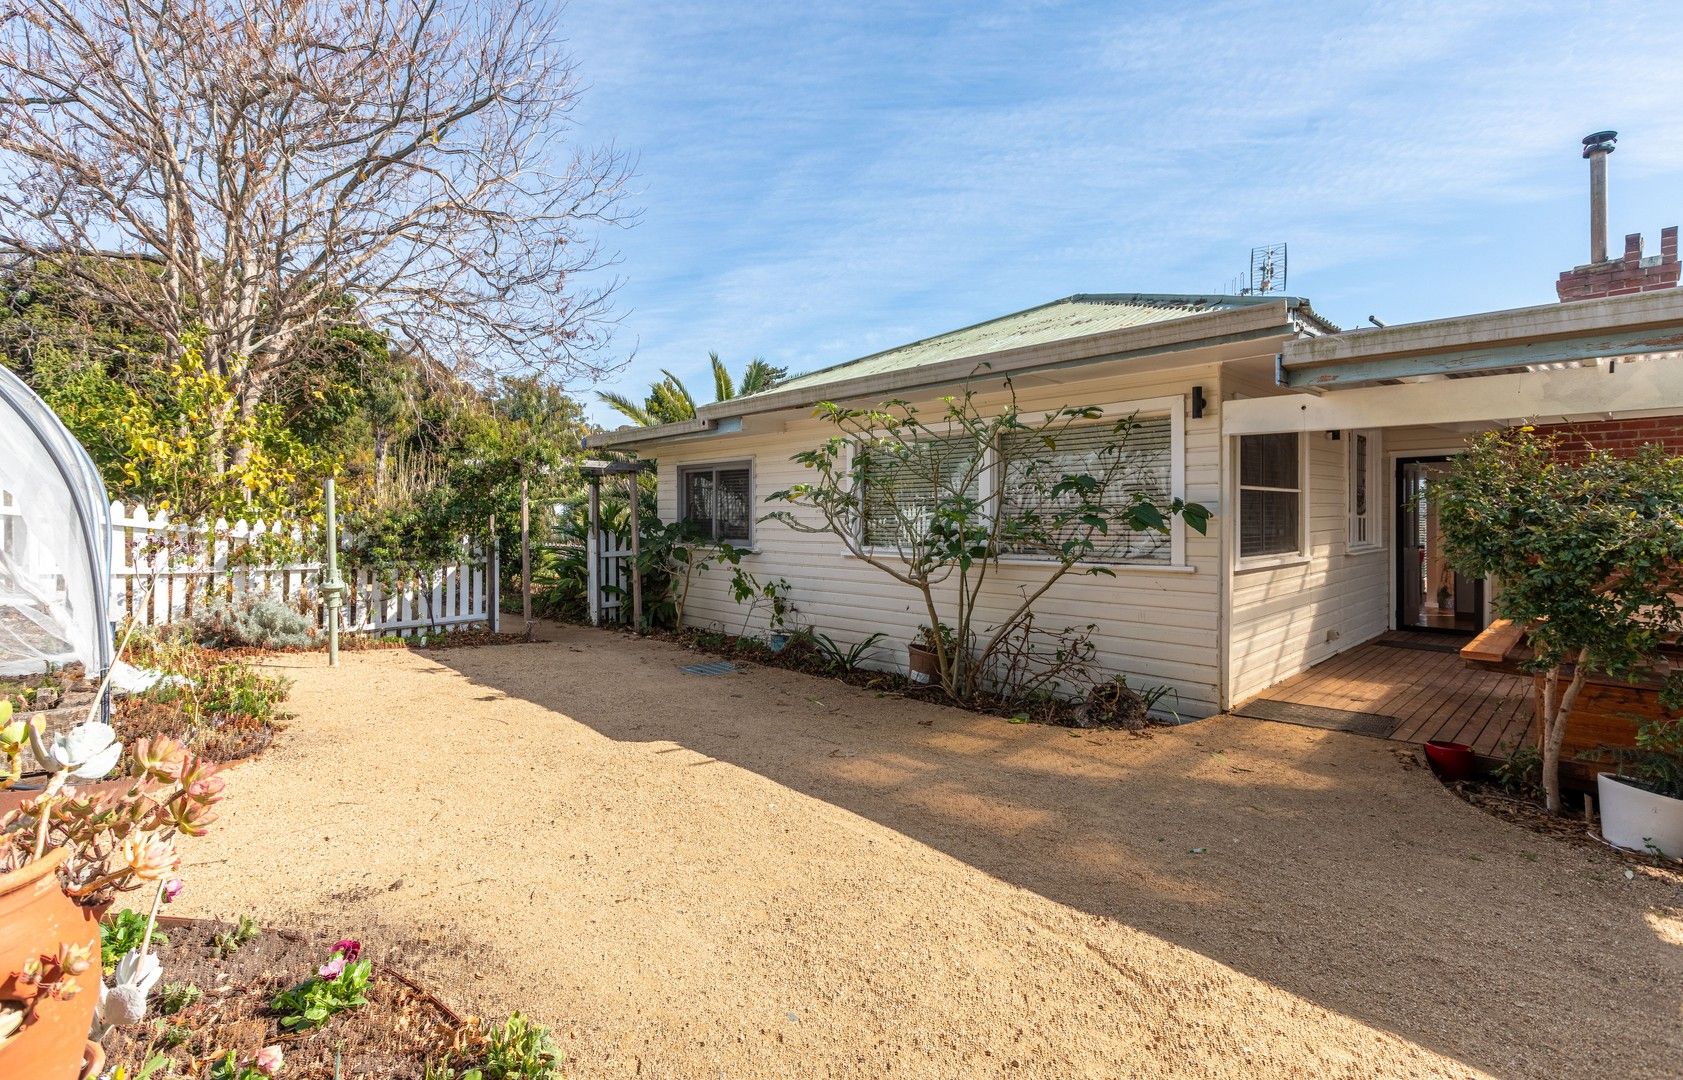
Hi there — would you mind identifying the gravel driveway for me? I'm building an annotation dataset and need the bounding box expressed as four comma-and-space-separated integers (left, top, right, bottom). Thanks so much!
175, 626, 1683, 1079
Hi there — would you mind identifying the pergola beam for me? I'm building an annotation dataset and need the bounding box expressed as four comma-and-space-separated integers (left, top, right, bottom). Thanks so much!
1225, 356, 1683, 436
1280, 326, 1683, 389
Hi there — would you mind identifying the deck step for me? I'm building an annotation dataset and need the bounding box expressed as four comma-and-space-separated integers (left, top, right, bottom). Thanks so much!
1235, 699, 1401, 739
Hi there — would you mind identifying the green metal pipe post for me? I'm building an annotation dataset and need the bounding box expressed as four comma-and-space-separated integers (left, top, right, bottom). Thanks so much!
323, 476, 345, 667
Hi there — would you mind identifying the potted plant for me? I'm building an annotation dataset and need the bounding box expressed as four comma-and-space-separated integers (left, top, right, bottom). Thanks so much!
907, 624, 955, 686
763, 580, 796, 653
0, 687, 223, 1077
1598, 718, 1683, 858
725, 566, 798, 651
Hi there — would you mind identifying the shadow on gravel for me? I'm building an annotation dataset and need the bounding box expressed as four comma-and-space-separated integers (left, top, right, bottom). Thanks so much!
429, 625, 1683, 1080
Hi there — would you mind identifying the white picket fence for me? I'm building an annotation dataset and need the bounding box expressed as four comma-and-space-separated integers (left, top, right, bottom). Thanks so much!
109, 500, 498, 635
585, 526, 634, 625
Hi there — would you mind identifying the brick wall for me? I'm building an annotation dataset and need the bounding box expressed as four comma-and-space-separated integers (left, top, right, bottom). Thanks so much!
1555, 226, 1680, 301
1529, 415, 1683, 460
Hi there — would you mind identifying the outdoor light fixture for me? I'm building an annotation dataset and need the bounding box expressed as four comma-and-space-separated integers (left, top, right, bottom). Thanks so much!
1191, 385, 1206, 419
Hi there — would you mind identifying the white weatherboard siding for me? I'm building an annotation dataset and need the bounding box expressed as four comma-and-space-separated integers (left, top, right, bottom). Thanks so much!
653, 362, 1234, 717
1224, 408, 1490, 708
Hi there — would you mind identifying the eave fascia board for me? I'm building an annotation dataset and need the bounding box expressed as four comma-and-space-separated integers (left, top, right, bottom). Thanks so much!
1281, 288, 1683, 388
584, 416, 739, 450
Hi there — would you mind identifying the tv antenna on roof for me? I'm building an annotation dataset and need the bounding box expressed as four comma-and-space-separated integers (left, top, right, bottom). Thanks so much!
1241, 243, 1288, 295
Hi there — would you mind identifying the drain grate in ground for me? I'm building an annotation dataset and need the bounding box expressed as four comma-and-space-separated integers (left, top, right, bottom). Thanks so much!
681, 660, 741, 676
1236, 698, 1400, 738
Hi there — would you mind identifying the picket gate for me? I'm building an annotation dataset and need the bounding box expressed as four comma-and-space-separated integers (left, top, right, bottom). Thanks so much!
585, 527, 634, 625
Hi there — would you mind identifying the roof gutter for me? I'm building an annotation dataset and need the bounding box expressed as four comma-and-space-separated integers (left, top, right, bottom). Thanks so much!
589, 299, 1314, 449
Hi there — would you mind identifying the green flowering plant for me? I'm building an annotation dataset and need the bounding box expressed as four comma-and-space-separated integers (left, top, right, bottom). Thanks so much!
271, 940, 370, 1030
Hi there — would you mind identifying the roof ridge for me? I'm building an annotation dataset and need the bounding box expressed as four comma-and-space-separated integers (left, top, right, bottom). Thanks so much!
750, 292, 1288, 397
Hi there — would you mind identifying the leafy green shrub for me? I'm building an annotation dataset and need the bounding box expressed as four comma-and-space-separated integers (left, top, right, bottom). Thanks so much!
805, 630, 888, 674
425, 1012, 562, 1080
1494, 744, 1543, 799
479, 1012, 563, 1079
155, 981, 201, 1017
271, 940, 370, 1030
212, 914, 260, 958
101, 909, 167, 972
1436, 432, 1683, 812
1609, 719, 1683, 800
188, 595, 317, 650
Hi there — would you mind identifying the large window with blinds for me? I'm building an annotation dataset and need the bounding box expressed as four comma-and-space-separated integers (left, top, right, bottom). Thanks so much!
679, 462, 753, 544
998, 414, 1175, 564
1238, 432, 1303, 559
858, 438, 981, 548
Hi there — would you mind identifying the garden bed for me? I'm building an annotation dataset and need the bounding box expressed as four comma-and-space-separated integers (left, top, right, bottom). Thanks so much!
101, 918, 477, 1079
624, 623, 1171, 732
1432, 770, 1683, 879
111, 631, 293, 766
0, 662, 96, 714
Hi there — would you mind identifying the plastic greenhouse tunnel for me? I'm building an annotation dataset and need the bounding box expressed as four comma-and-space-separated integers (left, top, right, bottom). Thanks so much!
0, 363, 112, 681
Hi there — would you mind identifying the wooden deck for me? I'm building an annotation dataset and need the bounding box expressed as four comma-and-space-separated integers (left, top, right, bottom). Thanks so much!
1235, 632, 1535, 756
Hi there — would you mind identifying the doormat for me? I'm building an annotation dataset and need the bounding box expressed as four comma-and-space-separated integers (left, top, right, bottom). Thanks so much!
681, 660, 741, 676
1236, 698, 1400, 739
1375, 638, 1465, 654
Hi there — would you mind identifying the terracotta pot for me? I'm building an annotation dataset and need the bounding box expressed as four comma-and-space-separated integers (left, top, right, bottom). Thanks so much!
907, 643, 940, 685
0, 847, 103, 1080
1423, 740, 1477, 782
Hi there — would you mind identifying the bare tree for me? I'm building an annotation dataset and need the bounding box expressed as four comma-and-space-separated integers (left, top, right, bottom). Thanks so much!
0, 0, 631, 463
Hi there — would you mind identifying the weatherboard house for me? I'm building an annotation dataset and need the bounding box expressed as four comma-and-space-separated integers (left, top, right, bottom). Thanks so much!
588, 139, 1683, 724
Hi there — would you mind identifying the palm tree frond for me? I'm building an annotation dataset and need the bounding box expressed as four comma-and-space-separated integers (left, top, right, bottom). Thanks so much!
596, 390, 652, 427
710, 352, 734, 402
739, 357, 788, 396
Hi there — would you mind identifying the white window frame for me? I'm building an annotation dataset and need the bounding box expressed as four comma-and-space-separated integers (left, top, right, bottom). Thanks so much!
849, 395, 1188, 570
1235, 431, 1308, 568
677, 459, 755, 546
1346, 428, 1383, 553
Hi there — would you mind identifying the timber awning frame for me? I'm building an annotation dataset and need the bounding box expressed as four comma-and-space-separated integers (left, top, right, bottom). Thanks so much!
1277, 288, 1683, 391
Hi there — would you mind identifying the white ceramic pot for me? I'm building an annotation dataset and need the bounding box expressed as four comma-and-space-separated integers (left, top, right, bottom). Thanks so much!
1598, 773, 1683, 858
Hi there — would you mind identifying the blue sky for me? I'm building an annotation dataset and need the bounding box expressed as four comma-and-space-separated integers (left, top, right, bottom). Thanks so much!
560, 1, 1683, 424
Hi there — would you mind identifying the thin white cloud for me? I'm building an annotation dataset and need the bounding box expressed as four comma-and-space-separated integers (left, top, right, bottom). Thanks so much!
561, 0, 1683, 421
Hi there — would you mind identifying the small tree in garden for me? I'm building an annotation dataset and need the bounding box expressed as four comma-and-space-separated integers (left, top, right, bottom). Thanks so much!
1434, 430, 1683, 813
763, 379, 1208, 701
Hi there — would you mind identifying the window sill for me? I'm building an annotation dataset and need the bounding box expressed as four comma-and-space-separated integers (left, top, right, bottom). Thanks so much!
1345, 545, 1384, 557
684, 540, 758, 555
1234, 554, 1311, 573
845, 549, 1195, 574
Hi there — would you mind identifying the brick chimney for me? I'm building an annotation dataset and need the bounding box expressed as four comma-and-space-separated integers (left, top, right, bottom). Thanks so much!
1556, 131, 1680, 301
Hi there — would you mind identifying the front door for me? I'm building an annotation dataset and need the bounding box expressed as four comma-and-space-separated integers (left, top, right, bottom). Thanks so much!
1396, 457, 1485, 633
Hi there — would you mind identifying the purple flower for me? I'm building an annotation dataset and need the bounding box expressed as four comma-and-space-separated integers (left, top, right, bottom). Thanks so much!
317, 938, 360, 980
163, 878, 184, 904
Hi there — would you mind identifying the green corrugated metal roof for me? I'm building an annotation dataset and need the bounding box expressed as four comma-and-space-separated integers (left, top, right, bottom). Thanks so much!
764, 293, 1315, 397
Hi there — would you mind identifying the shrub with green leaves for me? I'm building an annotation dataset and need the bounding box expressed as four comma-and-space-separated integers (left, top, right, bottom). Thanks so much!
764, 381, 1209, 701
1435, 431, 1683, 812
213, 914, 260, 958
101, 909, 167, 972
479, 1012, 563, 1080
188, 595, 318, 650
271, 940, 370, 1030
